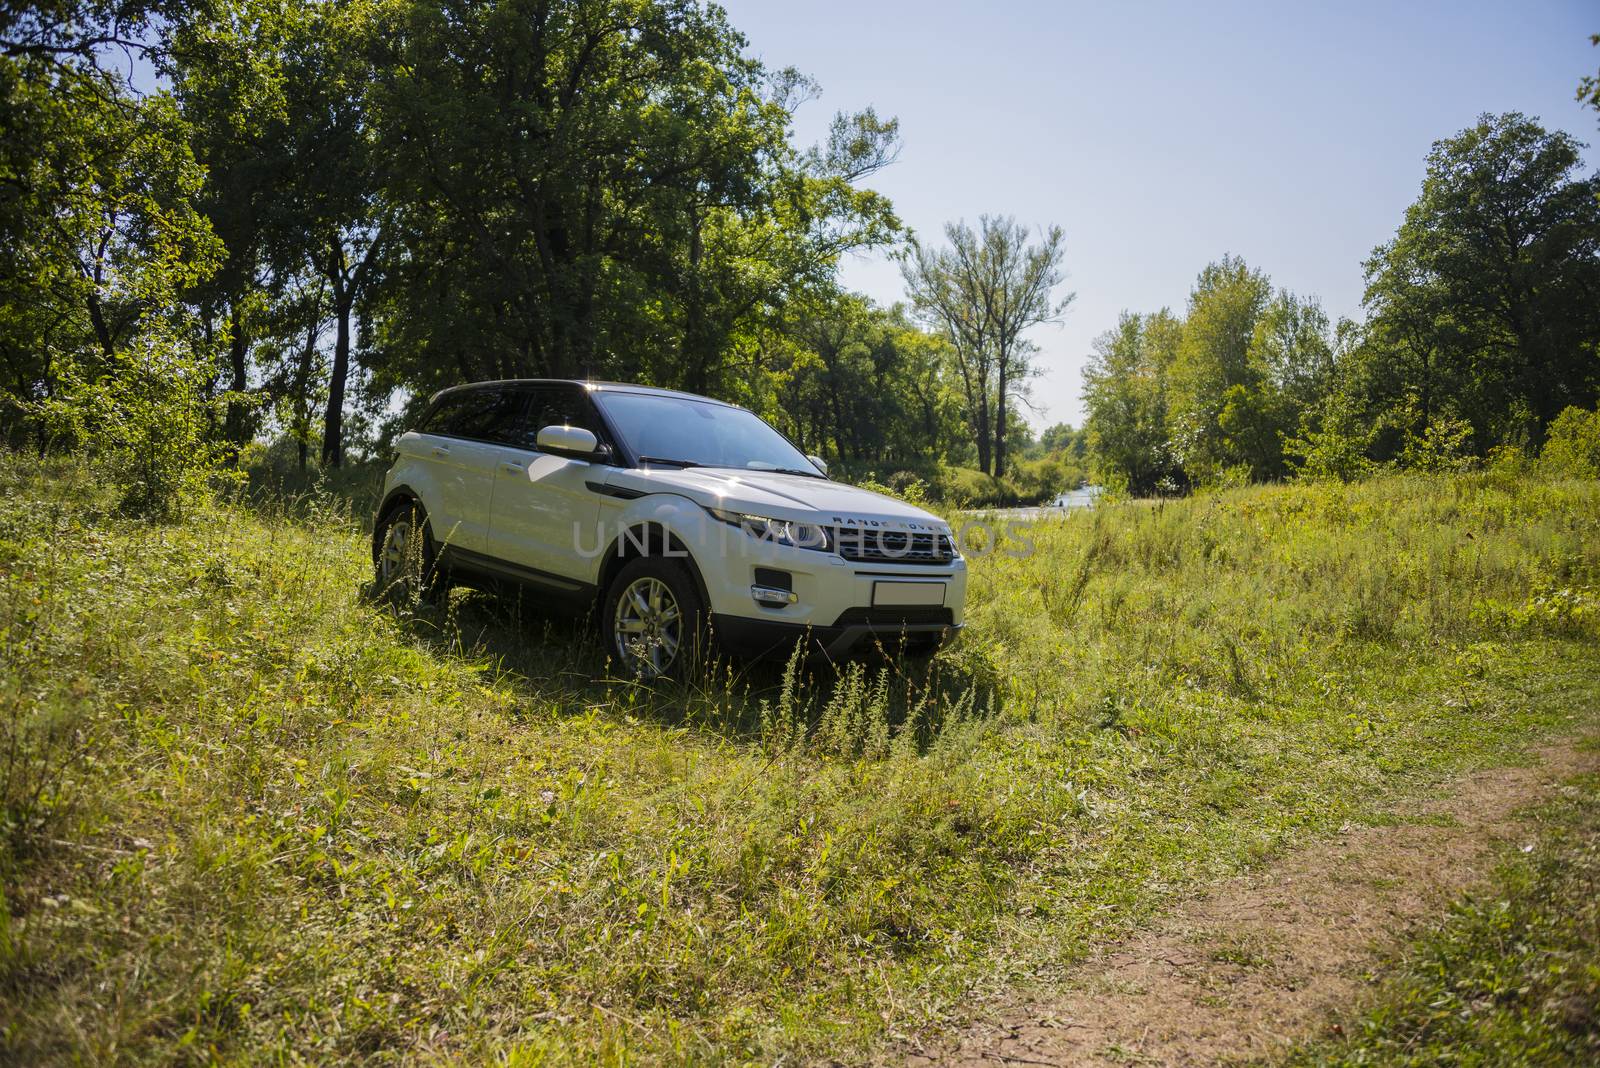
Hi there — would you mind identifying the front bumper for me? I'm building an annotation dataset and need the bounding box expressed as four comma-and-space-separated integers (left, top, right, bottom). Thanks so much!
694, 530, 967, 626
711, 608, 960, 659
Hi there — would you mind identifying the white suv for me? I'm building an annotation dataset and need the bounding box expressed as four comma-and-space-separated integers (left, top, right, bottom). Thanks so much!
373, 379, 966, 678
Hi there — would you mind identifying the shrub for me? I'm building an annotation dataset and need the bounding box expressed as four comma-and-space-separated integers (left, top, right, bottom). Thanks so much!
1397, 412, 1477, 473
30, 342, 236, 519
1539, 405, 1600, 479
1286, 391, 1377, 483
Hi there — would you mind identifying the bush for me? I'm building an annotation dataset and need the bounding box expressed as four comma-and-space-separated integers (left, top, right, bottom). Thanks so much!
1539, 406, 1600, 478
1286, 391, 1377, 483
1397, 412, 1477, 473
29, 343, 235, 519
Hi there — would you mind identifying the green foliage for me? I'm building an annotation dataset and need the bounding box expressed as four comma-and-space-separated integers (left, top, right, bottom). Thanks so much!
1084, 310, 1182, 494
0, 41, 228, 514
1361, 113, 1600, 453
1539, 405, 1600, 479
755, 292, 970, 477
1397, 406, 1478, 474
5, 454, 1600, 1062
1087, 113, 1600, 496
1086, 261, 1336, 492
1286, 387, 1376, 483
361, 0, 899, 404
1578, 33, 1600, 123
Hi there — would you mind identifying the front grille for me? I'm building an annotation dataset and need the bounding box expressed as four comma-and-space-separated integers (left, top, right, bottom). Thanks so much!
833, 528, 955, 565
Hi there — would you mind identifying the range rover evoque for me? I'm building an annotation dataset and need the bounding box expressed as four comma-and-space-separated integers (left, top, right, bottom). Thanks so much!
373, 380, 967, 679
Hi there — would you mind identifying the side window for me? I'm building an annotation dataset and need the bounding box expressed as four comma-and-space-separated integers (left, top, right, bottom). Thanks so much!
418, 392, 478, 436
518, 386, 608, 453
421, 388, 527, 444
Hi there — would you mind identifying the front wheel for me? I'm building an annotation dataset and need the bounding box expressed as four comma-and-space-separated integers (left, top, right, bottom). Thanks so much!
602, 557, 707, 680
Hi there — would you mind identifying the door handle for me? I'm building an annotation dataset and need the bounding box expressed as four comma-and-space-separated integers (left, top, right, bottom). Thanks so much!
431, 445, 450, 457
501, 461, 527, 475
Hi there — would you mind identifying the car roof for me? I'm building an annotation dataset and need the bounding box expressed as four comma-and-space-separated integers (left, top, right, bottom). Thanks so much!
429, 378, 740, 409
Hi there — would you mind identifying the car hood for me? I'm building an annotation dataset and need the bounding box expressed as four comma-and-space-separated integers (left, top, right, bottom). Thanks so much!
603, 467, 951, 533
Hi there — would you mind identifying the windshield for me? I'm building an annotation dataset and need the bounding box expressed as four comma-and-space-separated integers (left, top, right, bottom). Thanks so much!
595, 391, 820, 475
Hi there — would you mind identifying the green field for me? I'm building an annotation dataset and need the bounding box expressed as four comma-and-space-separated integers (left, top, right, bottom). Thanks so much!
3, 454, 1598, 1064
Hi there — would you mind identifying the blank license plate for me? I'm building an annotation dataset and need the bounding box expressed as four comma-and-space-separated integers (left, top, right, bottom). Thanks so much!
872, 581, 946, 607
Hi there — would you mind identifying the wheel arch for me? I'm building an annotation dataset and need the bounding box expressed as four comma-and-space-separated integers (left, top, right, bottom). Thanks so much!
372, 486, 422, 562
595, 519, 711, 613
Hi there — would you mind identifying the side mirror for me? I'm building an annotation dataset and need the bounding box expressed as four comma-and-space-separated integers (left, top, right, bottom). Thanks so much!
806, 454, 829, 478
536, 425, 600, 459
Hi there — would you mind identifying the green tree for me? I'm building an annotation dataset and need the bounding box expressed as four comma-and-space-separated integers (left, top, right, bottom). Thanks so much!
1083, 310, 1182, 494
900, 215, 1070, 477
1361, 113, 1600, 452
1, 4, 226, 512
362, 0, 897, 416
757, 291, 968, 478
1165, 256, 1271, 480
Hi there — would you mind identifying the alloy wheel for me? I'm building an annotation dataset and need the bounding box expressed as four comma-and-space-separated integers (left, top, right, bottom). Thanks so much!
380, 517, 412, 584
613, 576, 682, 678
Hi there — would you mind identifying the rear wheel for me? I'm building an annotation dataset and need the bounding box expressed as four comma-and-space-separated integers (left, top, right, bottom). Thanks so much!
602, 557, 707, 680
375, 499, 441, 601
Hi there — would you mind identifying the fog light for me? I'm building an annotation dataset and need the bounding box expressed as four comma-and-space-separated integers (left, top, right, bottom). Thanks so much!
750, 584, 797, 607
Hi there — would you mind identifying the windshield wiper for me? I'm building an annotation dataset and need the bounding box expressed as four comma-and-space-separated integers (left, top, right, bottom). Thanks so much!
762, 467, 824, 479
636, 455, 703, 468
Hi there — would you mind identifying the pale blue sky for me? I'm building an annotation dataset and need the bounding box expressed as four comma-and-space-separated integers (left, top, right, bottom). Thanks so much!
719, 0, 1600, 429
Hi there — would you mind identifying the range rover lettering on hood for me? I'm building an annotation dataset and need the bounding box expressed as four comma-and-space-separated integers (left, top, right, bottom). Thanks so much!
830, 516, 944, 532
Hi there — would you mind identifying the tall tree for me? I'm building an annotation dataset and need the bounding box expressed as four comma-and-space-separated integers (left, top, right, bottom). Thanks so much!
1362, 113, 1600, 450
170, 0, 295, 452
1165, 255, 1272, 479
281, 0, 385, 467
900, 215, 1069, 476
1083, 310, 1182, 493
362, 0, 896, 413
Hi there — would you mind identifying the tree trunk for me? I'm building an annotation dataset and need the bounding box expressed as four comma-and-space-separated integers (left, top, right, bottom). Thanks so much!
322, 294, 351, 469
225, 305, 250, 456
974, 394, 992, 476
994, 357, 1009, 478
293, 312, 318, 472
85, 289, 114, 359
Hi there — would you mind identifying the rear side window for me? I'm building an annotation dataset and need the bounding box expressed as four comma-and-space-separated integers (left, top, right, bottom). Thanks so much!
419, 388, 527, 445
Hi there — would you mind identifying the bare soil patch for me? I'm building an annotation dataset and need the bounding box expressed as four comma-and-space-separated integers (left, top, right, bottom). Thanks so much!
902, 735, 1600, 1067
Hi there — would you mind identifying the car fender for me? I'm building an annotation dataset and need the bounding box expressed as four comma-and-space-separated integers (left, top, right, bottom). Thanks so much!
589, 492, 733, 611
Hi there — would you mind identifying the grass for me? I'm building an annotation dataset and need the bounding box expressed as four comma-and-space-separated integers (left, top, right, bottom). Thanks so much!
1, 453, 1598, 1064
1280, 765, 1600, 1067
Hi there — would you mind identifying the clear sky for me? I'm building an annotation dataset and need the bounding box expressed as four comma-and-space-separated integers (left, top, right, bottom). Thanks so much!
718, 0, 1600, 430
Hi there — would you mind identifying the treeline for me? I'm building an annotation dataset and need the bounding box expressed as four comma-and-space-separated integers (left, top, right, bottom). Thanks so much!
0, 0, 1074, 514
1085, 111, 1600, 493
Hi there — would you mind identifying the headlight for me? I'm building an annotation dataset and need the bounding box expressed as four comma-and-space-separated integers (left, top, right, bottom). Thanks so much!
707, 508, 832, 551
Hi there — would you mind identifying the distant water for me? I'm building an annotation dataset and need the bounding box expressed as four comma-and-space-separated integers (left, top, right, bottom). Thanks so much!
1050, 485, 1104, 509
968, 485, 1103, 520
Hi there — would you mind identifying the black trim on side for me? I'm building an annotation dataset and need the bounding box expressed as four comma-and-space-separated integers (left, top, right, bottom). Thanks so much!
586, 480, 646, 500
439, 545, 596, 600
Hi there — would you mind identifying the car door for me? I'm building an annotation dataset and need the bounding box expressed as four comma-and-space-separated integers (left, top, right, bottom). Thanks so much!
417, 386, 526, 554
485, 384, 607, 585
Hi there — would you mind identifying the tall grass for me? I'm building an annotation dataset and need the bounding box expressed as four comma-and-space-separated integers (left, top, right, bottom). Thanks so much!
2, 452, 1597, 1064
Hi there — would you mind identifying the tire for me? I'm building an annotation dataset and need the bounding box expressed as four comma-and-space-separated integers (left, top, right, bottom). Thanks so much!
374, 499, 441, 602
601, 556, 708, 681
